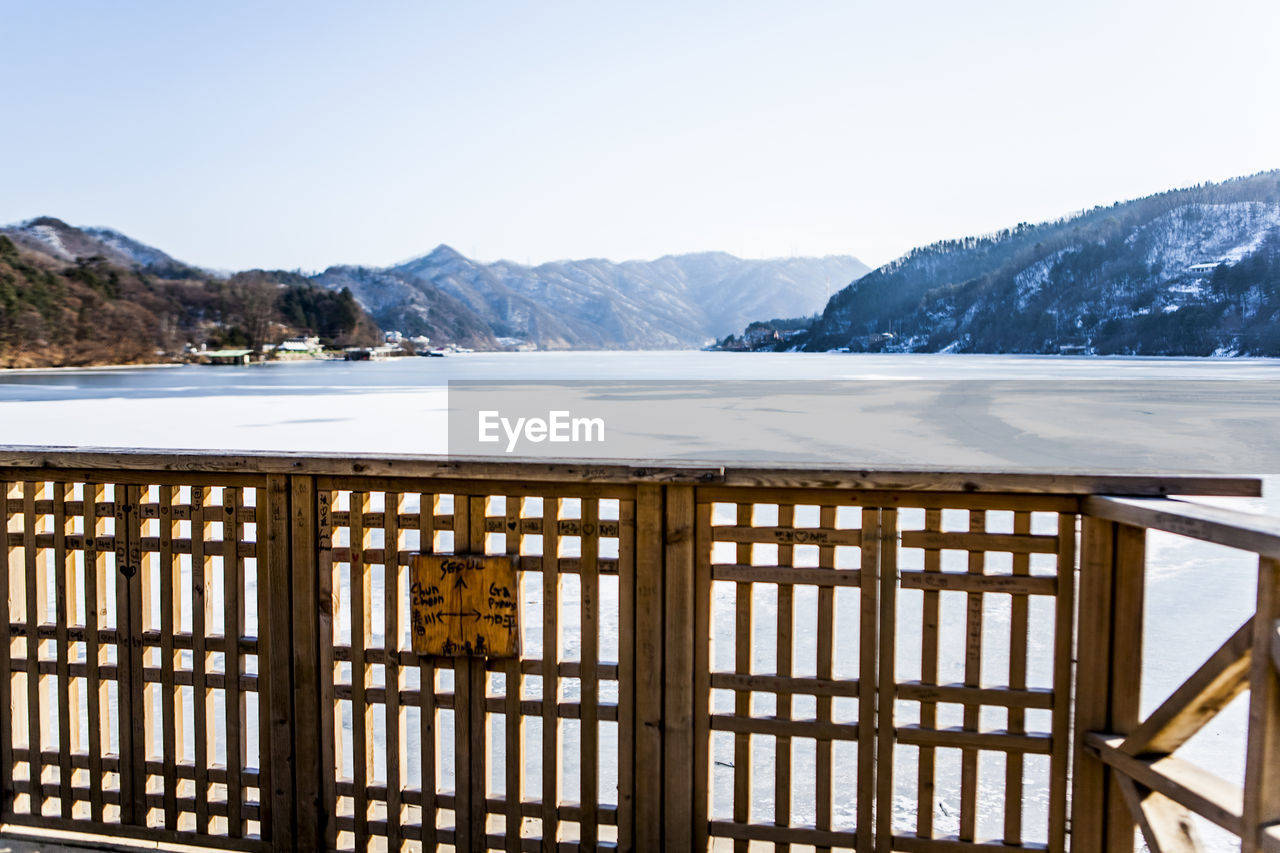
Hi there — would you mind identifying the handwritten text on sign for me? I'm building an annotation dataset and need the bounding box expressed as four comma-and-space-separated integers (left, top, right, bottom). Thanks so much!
410, 554, 520, 657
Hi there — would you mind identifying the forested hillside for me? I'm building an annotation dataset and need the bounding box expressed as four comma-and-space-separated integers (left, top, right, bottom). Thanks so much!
0, 219, 379, 368
784, 171, 1280, 356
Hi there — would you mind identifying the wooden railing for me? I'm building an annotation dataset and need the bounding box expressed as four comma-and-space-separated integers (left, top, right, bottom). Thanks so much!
1073, 495, 1280, 853
0, 448, 1275, 852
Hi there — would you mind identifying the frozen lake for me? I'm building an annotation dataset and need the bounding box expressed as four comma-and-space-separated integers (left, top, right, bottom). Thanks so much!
2, 351, 1280, 463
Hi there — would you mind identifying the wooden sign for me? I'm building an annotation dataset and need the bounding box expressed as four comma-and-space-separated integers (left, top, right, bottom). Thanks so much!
410, 554, 520, 657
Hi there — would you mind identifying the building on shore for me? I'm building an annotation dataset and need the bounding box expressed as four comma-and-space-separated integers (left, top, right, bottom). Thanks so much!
203, 349, 253, 365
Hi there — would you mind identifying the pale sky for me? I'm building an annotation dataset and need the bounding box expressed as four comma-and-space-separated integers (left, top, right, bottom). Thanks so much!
2, 1, 1277, 272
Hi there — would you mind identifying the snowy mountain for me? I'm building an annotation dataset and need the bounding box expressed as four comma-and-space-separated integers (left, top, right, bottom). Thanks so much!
787, 171, 1280, 355
5, 217, 176, 268
310, 264, 501, 350
315, 247, 868, 350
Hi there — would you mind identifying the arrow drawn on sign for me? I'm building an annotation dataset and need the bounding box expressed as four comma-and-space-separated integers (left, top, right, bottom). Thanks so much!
438, 609, 482, 620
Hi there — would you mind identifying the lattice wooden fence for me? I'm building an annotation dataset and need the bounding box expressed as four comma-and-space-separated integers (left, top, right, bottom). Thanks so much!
0, 453, 1276, 853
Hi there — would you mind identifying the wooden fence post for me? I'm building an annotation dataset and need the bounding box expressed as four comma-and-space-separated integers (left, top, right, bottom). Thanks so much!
1072, 518, 1145, 852
290, 474, 323, 853
262, 474, 297, 852
116, 483, 147, 826
633, 484, 665, 852
1242, 556, 1280, 853
0, 480, 13, 820
663, 484, 697, 849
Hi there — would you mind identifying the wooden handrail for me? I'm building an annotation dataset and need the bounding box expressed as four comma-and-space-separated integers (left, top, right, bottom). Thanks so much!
0, 445, 1263, 494
1084, 495, 1280, 558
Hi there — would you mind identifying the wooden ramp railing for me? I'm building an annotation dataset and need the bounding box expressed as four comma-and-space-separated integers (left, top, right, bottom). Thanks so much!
0, 448, 1275, 852
1073, 496, 1280, 853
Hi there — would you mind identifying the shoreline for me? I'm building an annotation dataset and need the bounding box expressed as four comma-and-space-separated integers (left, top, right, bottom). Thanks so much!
4, 350, 1280, 376
0, 361, 188, 374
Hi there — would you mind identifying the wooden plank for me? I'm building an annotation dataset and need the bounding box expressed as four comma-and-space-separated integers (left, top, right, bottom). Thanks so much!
900, 529, 1059, 554
1243, 556, 1280, 853
958, 510, 984, 842
856, 506, 877, 853
775, 503, 794, 850
1048, 512, 1075, 853
691, 494, 712, 853
713, 672, 859, 698
1121, 618, 1253, 756
708, 714, 859, 741
706, 819, 860, 847
1003, 511, 1030, 846
1106, 522, 1147, 852
23, 481, 45, 819
581, 497, 600, 850
710, 525, 862, 546
698, 487, 1079, 513
1071, 517, 1116, 851
82, 482, 106, 822
447, 494, 484, 853
223, 485, 244, 837
896, 682, 1052, 709
116, 483, 145, 826
349, 490, 370, 847
711, 564, 862, 587
316, 488, 337, 850
465, 496, 486, 853
615, 497, 636, 850
0, 448, 721, 485
917, 507, 942, 840
451, 502, 473, 853
1085, 496, 1280, 559
503, 494, 522, 853
52, 482, 73, 821
664, 485, 696, 851
896, 726, 1052, 754
159, 485, 178, 830
383, 489, 403, 853
817, 505, 837, 851
190, 486, 210, 833
263, 476, 294, 853
716, 468, 1258, 497
1115, 775, 1204, 853
138, 486, 157, 826
0, 447, 1260, 496
290, 475, 322, 853
0, 816, 274, 852
892, 837, 1051, 853
0, 481, 12, 818
1087, 733, 1243, 835
632, 485, 663, 853
877, 509, 898, 853
732, 500, 752, 853
540, 492, 559, 849
899, 570, 1056, 596
416, 490, 439, 851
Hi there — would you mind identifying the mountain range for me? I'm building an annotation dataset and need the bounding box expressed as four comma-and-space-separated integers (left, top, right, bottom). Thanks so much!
751, 170, 1280, 356
0, 216, 867, 361
315, 248, 867, 349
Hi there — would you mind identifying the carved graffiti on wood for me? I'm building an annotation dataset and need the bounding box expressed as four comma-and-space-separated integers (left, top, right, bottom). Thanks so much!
410, 554, 520, 657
